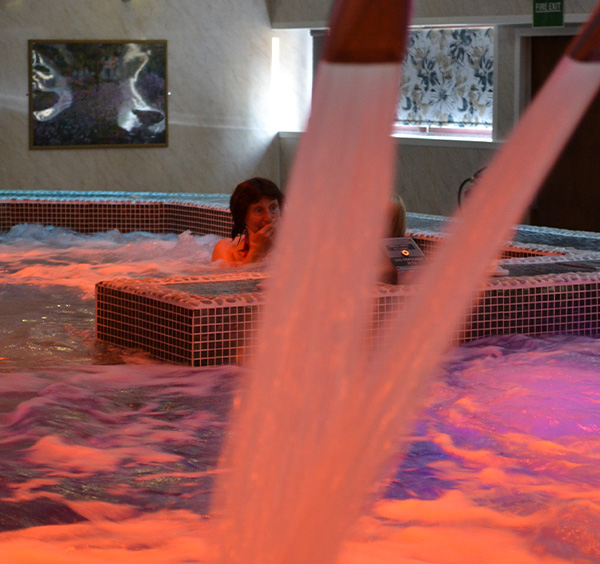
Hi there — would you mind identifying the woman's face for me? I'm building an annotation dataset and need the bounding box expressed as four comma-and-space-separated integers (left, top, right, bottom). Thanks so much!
245, 197, 281, 233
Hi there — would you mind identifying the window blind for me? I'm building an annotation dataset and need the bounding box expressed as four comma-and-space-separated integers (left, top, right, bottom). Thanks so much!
396, 27, 494, 130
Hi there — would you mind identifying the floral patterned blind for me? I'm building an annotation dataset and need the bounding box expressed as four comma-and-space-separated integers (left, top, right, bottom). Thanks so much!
397, 27, 494, 129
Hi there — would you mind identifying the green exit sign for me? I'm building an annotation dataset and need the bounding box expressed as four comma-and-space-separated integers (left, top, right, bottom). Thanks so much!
533, 0, 564, 27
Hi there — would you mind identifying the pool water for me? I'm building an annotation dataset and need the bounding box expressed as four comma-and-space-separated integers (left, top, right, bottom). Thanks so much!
0, 225, 599, 563
170, 279, 263, 296
0, 224, 222, 368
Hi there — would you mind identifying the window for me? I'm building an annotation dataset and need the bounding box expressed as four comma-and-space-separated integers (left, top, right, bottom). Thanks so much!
394, 26, 494, 141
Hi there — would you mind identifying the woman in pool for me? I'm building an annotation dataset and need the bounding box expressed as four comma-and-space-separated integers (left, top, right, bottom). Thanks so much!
212, 177, 284, 265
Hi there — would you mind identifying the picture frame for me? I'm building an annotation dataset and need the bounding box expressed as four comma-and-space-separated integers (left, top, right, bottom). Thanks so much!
29, 39, 168, 150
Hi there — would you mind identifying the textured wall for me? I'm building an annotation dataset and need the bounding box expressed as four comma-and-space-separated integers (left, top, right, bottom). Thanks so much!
413, 0, 597, 23
394, 142, 496, 217
1, 0, 310, 194
268, 0, 333, 28
278, 133, 496, 217
268, 0, 597, 27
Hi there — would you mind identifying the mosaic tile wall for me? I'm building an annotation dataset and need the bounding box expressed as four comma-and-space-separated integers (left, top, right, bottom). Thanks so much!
459, 274, 600, 342
411, 233, 564, 259
3, 191, 599, 366
96, 274, 265, 367
96, 269, 600, 366
0, 194, 233, 237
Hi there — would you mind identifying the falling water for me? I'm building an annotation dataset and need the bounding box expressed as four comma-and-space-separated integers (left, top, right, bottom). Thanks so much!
214, 1, 600, 564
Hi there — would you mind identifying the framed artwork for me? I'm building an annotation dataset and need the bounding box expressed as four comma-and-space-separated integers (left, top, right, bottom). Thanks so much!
29, 40, 167, 149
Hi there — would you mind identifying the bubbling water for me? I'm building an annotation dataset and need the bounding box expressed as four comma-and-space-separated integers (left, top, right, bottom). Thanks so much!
0, 224, 221, 368
0, 226, 599, 563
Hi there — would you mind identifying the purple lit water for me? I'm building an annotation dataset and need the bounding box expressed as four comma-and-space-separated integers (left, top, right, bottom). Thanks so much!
0, 225, 599, 563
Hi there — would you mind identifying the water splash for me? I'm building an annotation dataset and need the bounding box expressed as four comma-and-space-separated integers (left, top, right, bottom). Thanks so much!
213, 0, 412, 557
0, 225, 221, 297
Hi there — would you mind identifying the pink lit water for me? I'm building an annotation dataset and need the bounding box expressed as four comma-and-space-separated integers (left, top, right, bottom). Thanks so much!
1, 226, 599, 563
0, 224, 222, 367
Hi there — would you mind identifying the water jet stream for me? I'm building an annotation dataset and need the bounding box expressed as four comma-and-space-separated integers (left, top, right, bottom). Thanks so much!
213, 2, 600, 564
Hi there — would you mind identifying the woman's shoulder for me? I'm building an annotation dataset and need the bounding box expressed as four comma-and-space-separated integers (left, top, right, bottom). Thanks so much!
212, 238, 234, 262
212, 236, 245, 263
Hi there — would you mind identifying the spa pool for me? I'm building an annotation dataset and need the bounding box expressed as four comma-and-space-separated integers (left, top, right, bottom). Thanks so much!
0, 224, 599, 563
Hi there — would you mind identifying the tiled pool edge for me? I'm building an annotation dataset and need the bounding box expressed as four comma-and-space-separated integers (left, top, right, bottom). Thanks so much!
96, 269, 600, 366
96, 228, 599, 366
96, 273, 267, 366
2, 190, 598, 366
0, 191, 233, 237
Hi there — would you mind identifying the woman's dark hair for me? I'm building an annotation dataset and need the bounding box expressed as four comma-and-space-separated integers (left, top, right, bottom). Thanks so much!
229, 177, 283, 238
388, 194, 407, 238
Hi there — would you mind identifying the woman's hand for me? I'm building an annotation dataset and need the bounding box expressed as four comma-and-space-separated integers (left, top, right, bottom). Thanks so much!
245, 222, 276, 261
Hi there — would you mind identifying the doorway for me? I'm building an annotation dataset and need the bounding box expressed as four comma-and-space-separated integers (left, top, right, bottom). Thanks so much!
529, 34, 600, 232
